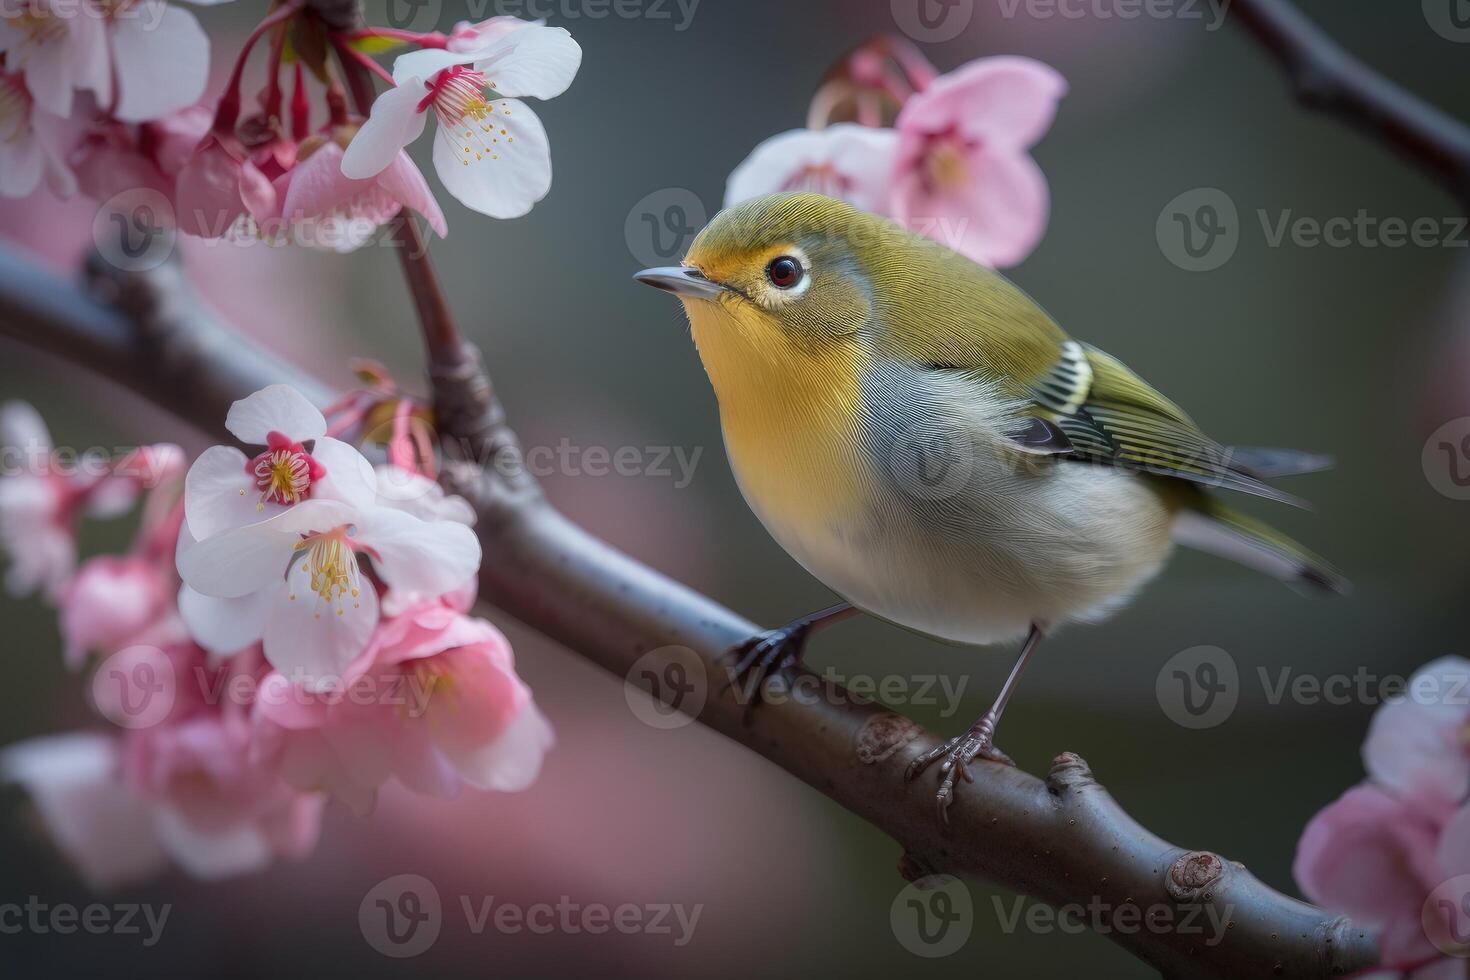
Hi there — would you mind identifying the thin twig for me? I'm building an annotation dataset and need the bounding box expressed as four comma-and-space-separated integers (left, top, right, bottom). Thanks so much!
1221, 0, 1470, 209
0, 246, 1378, 979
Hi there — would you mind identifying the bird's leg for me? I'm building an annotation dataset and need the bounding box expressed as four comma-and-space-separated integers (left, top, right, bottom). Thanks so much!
906, 624, 1045, 826
723, 602, 859, 708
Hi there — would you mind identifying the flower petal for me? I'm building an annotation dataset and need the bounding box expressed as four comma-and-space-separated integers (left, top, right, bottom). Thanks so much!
110, 2, 209, 122
225, 385, 326, 445
896, 55, 1066, 150
1, 733, 167, 888
178, 583, 272, 656
475, 25, 581, 100
432, 98, 550, 219
310, 437, 377, 511
341, 81, 429, 180
0, 129, 44, 198
374, 465, 475, 524
374, 150, 448, 237
177, 498, 353, 598
441, 703, 553, 792
391, 47, 480, 85
152, 804, 272, 880
354, 506, 482, 599
262, 577, 379, 692
185, 445, 282, 540
891, 147, 1048, 268
724, 124, 898, 212
1363, 656, 1470, 811
0, 400, 50, 452
1294, 782, 1444, 964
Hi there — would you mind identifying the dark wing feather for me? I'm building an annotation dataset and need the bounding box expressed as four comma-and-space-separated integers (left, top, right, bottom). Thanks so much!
1027, 345, 1305, 507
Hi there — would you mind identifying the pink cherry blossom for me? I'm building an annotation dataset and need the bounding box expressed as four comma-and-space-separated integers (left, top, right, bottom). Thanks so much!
1363, 656, 1470, 812
174, 129, 278, 239
122, 701, 324, 879
341, 23, 580, 219
1296, 657, 1470, 973
67, 99, 213, 202
891, 56, 1066, 267
0, 70, 76, 198
3, 710, 325, 883
59, 555, 171, 668
268, 127, 446, 252
1295, 783, 1455, 966
0, 401, 158, 600
253, 600, 552, 814
724, 124, 899, 214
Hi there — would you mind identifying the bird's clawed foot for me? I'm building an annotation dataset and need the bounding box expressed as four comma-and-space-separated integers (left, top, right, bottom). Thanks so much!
905, 713, 1015, 826
721, 622, 813, 712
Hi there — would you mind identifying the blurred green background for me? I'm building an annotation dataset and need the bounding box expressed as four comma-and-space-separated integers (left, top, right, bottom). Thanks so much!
2, 1, 1468, 977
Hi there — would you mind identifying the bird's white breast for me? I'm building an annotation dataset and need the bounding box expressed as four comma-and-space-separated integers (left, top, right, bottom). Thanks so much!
727, 362, 1177, 646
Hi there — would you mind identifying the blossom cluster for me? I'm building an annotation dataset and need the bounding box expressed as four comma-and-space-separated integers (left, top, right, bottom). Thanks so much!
0, 3, 579, 250
725, 43, 1065, 269
1295, 657, 1470, 978
0, 388, 551, 884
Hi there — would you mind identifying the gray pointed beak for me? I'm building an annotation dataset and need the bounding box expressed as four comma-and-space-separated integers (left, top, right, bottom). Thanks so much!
634, 266, 728, 301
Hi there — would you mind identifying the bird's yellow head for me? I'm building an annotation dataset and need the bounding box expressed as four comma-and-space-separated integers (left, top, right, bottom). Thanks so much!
635, 193, 902, 417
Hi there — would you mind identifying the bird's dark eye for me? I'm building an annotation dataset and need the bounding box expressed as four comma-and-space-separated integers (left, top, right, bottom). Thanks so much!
766, 256, 803, 289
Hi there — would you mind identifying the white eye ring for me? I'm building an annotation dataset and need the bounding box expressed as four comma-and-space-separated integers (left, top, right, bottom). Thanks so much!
763, 247, 811, 301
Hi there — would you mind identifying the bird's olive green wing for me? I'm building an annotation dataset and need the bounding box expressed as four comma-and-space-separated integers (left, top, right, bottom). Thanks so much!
874, 238, 1301, 504
1033, 344, 1304, 506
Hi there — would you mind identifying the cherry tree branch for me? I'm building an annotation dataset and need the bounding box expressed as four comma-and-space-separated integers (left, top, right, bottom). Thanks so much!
1220, 0, 1470, 209
0, 245, 1375, 978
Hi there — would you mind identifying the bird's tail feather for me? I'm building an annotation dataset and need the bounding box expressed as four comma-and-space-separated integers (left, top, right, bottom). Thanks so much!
1228, 446, 1334, 479
1173, 499, 1349, 595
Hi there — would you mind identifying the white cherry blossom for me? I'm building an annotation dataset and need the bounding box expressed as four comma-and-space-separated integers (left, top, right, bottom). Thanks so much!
341, 20, 580, 219
176, 386, 481, 689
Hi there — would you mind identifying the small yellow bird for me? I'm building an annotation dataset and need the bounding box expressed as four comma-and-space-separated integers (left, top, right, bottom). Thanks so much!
636, 192, 1344, 821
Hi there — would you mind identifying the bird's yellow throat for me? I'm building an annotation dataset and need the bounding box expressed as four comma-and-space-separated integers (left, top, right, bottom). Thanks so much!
682, 297, 871, 525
